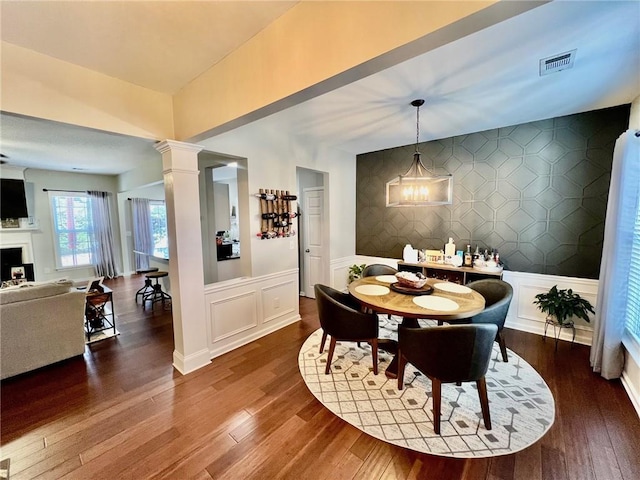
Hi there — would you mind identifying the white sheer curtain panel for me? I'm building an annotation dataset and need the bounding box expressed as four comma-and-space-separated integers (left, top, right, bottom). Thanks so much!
590, 130, 640, 379
131, 198, 153, 271
88, 191, 119, 279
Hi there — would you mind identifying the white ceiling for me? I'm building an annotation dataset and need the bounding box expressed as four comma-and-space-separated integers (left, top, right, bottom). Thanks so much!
1, 1, 639, 176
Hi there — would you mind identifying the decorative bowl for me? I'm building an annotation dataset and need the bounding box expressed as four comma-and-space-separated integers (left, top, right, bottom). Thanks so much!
395, 271, 427, 289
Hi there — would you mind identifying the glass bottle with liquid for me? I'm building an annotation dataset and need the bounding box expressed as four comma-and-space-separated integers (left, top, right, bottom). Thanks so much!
464, 245, 473, 267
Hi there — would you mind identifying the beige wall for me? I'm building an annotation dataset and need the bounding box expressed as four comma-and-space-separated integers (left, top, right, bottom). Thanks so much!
1, 42, 174, 140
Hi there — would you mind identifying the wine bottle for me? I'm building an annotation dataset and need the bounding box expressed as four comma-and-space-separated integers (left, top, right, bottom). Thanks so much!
464, 245, 472, 267
255, 193, 276, 201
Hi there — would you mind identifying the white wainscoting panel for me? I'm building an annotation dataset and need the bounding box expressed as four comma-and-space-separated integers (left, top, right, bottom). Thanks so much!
503, 270, 598, 346
262, 280, 296, 323
331, 255, 399, 292
204, 269, 300, 359
330, 257, 355, 292
209, 290, 258, 342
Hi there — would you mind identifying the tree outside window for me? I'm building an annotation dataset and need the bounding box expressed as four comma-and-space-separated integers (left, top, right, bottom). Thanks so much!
50, 194, 94, 268
149, 201, 168, 259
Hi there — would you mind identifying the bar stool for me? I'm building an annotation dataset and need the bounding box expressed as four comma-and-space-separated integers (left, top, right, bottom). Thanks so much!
135, 267, 158, 303
142, 271, 172, 310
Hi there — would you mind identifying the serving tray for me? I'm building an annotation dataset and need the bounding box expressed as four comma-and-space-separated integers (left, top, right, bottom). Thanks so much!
390, 283, 434, 296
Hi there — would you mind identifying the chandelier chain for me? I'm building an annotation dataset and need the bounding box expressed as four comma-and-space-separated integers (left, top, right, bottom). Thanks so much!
415, 104, 420, 151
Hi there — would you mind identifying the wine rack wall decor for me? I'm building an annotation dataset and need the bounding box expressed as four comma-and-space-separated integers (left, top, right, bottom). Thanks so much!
255, 189, 298, 239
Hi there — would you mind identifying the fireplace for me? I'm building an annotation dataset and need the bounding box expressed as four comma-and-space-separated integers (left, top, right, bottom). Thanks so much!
0, 231, 35, 282
0, 247, 34, 282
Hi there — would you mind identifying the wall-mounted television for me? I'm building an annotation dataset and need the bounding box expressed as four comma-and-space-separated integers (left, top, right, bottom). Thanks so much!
0, 178, 29, 219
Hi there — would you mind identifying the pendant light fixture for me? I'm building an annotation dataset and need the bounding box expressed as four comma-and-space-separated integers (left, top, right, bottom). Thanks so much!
385, 99, 452, 207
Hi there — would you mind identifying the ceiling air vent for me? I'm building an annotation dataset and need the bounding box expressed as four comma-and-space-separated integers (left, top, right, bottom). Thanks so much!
539, 49, 576, 76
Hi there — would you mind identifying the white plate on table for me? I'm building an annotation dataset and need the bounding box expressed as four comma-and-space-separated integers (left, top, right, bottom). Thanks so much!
413, 296, 459, 311
354, 285, 390, 296
375, 275, 398, 284
433, 283, 472, 294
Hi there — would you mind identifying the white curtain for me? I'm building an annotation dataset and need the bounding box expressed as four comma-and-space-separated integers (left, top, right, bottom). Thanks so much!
590, 130, 640, 379
131, 198, 153, 271
88, 191, 119, 279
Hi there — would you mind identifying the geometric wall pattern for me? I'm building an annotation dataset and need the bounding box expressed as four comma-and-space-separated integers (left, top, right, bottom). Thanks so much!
356, 105, 631, 279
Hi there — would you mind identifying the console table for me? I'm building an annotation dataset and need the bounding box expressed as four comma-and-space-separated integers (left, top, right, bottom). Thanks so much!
398, 261, 503, 285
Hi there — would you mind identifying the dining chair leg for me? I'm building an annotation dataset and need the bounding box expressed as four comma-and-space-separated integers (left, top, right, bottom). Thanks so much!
497, 332, 508, 362
370, 338, 378, 375
319, 331, 328, 354
432, 378, 442, 434
325, 337, 337, 375
397, 351, 406, 390
477, 377, 492, 430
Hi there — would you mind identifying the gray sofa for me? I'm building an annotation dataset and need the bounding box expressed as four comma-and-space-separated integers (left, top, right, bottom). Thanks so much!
0, 280, 86, 380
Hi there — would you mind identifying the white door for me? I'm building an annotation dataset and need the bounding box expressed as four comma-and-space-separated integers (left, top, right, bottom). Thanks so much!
303, 187, 325, 299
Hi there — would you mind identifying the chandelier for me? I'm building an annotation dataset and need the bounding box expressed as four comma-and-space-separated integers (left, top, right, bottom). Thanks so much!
385, 99, 452, 207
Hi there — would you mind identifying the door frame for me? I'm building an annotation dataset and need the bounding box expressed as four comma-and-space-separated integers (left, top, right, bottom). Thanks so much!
297, 168, 329, 298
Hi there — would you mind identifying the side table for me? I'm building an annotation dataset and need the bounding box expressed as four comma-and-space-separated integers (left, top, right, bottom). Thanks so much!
85, 286, 116, 341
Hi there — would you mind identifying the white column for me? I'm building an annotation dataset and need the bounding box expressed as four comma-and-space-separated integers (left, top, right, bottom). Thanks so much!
155, 140, 210, 374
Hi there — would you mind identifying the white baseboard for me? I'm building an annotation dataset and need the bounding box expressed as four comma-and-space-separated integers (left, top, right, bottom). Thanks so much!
505, 315, 593, 346
209, 314, 300, 360
172, 348, 211, 375
621, 372, 640, 419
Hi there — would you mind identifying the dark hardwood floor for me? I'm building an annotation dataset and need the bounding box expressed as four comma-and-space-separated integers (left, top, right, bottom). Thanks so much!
1, 275, 638, 479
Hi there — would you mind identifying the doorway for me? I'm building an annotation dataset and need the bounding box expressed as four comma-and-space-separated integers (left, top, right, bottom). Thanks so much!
296, 167, 329, 299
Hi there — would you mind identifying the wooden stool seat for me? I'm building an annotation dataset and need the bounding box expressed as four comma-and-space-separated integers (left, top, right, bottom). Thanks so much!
136, 267, 158, 274
142, 271, 171, 310
145, 271, 168, 280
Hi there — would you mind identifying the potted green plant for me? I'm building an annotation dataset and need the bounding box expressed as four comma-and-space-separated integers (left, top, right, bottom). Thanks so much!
533, 285, 595, 326
348, 264, 366, 283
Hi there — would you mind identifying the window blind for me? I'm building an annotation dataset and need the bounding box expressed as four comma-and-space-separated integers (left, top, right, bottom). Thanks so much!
624, 194, 640, 342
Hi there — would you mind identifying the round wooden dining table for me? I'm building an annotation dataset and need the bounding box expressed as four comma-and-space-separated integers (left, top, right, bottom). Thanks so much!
348, 276, 486, 378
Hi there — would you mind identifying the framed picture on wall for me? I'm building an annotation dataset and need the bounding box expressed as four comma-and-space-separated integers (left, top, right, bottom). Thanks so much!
10, 266, 26, 283
1, 218, 19, 228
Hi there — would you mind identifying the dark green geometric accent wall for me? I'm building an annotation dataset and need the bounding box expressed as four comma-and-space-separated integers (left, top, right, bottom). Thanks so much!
356, 105, 630, 279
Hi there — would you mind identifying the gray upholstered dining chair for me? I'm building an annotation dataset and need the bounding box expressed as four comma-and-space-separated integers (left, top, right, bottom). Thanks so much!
314, 284, 379, 375
362, 264, 398, 278
440, 279, 513, 362
397, 323, 498, 434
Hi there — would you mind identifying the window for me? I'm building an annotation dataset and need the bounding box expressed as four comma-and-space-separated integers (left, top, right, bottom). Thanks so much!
624, 193, 640, 343
50, 193, 94, 268
149, 201, 168, 259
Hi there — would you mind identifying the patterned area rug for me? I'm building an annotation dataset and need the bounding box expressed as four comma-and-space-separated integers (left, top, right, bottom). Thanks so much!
298, 317, 555, 458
